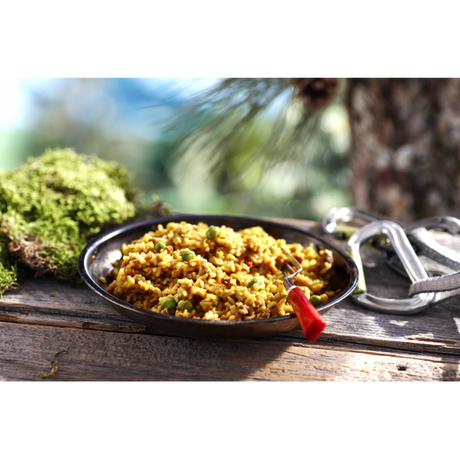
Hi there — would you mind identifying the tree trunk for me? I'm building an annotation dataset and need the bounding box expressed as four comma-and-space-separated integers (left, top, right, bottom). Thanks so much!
346, 78, 460, 222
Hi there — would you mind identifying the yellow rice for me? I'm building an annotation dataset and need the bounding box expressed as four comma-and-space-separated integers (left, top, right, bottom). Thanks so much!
107, 221, 336, 321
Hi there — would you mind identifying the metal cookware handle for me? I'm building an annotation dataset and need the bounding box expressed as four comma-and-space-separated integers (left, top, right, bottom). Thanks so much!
347, 220, 435, 314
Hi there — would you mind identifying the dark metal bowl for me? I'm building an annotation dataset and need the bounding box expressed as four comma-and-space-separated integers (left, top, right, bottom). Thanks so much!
78, 214, 358, 339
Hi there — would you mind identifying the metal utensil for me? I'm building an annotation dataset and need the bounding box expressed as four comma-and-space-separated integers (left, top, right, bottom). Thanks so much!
281, 249, 327, 341
348, 220, 435, 314
322, 206, 460, 238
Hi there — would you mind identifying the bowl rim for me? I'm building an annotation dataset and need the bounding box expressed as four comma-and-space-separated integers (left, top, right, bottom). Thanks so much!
78, 213, 359, 329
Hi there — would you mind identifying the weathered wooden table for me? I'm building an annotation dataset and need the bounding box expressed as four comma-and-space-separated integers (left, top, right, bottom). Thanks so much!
1, 220, 460, 381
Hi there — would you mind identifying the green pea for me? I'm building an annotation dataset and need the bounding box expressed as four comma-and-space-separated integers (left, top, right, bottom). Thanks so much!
155, 241, 166, 251
173, 294, 181, 303
248, 277, 260, 288
177, 300, 193, 312
161, 298, 177, 311
206, 225, 220, 239
310, 295, 324, 307
181, 249, 196, 261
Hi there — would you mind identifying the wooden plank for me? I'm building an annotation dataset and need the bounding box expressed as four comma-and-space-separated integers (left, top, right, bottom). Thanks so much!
1, 322, 459, 381
0, 276, 149, 333
3, 216, 460, 383
1, 220, 460, 358
2, 271, 460, 358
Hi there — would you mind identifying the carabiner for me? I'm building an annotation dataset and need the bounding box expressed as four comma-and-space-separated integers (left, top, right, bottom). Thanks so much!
322, 206, 388, 238
323, 206, 460, 238
348, 220, 435, 314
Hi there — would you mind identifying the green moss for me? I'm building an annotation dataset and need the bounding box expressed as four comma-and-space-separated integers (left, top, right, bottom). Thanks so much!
0, 238, 19, 296
0, 148, 161, 292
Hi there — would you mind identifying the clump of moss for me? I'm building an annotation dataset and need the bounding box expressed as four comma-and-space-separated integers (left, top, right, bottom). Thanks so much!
0, 148, 165, 293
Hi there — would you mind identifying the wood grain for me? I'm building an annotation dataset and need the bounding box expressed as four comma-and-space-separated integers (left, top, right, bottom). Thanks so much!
1, 219, 460, 381
1, 322, 459, 381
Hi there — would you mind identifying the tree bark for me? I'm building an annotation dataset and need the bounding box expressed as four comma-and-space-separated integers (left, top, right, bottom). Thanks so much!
346, 78, 460, 222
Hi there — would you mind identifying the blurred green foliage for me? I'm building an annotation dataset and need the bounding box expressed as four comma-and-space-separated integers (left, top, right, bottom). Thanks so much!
0, 78, 351, 221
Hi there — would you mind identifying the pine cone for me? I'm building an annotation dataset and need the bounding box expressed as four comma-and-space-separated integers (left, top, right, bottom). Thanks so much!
290, 78, 340, 109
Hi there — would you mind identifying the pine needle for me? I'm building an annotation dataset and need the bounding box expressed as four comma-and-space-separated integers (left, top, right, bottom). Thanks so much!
39, 350, 68, 381
165, 78, 324, 192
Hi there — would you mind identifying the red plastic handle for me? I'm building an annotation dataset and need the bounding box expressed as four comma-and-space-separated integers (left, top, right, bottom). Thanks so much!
287, 287, 327, 341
